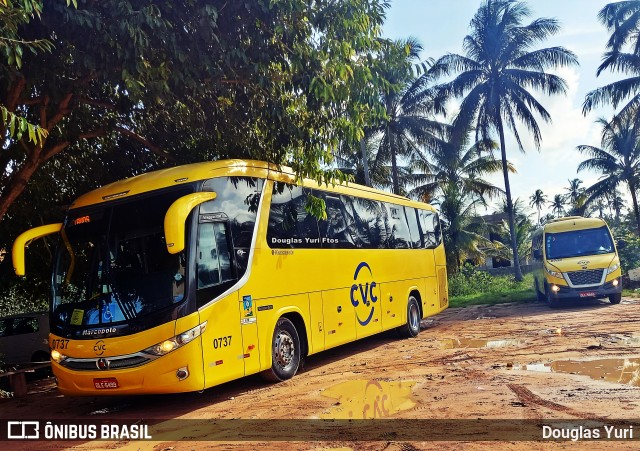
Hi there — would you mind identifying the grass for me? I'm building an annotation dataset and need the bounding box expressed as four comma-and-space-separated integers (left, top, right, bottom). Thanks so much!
449, 268, 634, 308
448, 267, 537, 308
449, 289, 537, 308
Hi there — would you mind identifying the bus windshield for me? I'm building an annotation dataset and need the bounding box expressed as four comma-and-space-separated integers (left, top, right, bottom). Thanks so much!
52, 188, 192, 328
545, 226, 615, 259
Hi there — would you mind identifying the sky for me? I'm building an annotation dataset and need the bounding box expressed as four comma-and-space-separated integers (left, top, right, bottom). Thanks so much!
382, 0, 621, 217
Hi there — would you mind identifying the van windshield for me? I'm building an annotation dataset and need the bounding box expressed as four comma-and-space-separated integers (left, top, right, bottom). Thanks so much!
545, 226, 615, 259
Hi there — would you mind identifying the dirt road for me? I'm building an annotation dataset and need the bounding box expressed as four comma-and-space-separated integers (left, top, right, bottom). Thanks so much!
3, 297, 640, 450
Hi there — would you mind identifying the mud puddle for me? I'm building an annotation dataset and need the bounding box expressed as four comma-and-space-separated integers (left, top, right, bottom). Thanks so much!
319, 379, 416, 419
513, 357, 640, 386
441, 338, 521, 349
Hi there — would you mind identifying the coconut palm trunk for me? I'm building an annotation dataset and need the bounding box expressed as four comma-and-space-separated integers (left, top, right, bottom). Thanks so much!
498, 121, 523, 280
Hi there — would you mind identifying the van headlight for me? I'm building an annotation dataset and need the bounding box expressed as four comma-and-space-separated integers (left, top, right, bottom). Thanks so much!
607, 264, 620, 275
545, 266, 563, 279
143, 321, 207, 356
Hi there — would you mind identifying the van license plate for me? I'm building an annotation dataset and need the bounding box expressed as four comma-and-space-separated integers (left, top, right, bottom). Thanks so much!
579, 292, 596, 298
94, 378, 119, 389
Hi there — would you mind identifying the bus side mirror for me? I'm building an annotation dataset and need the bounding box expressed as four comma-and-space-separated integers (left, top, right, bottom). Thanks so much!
617, 239, 627, 250
13, 223, 63, 276
164, 192, 217, 254
533, 249, 541, 260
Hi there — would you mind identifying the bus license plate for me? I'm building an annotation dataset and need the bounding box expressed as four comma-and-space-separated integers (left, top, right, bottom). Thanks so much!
579, 292, 596, 298
94, 378, 119, 389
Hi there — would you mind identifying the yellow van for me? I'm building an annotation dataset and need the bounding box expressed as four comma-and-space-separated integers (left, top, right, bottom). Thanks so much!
531, 216, 623, 307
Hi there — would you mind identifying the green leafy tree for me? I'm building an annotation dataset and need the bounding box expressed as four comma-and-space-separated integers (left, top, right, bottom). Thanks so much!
435, 0, 578, 281
0, 0, 52, 145
577, 114, 640, 234
0, 0, 390, 223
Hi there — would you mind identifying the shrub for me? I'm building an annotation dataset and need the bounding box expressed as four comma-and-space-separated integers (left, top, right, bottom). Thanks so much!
448, 263, 532, 297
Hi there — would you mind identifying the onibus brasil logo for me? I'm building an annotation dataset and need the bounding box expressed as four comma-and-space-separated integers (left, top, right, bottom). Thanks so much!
350, 262, 378, 325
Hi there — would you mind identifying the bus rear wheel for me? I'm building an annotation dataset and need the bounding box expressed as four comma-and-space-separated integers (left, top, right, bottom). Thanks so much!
261, 317, 301, 382
397, 296, 421, 338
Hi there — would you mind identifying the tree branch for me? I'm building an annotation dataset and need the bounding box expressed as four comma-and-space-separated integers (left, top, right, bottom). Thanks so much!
114, 126, 176, 162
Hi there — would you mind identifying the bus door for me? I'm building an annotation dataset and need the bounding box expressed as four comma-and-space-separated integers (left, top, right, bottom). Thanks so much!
196, 217, 245, 386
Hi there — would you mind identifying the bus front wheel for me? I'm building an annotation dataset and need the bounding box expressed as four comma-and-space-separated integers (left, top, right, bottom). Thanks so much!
397, 296, 421, 338
609, 293, 622, 304
261, 317, 301, 382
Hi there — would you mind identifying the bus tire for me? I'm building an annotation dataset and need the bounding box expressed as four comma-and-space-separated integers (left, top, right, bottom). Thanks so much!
397, 296, 421, 338
261, 317, 301, 382
609, 293, 622, 304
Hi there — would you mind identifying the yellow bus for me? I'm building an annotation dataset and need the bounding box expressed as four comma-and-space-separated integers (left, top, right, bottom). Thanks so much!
13, 159, 448, 395
531, 216, 623, 307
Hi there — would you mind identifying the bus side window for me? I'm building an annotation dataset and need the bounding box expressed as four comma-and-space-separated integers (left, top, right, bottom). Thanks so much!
418, 210, 441, 249
385, 203, 412, 249
404, 207, 422, 249
351, 198, 390, 248
267, 184, 320, 248
320, 195, 357, 249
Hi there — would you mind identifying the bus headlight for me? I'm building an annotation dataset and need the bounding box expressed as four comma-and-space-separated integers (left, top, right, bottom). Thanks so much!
51, 349, 67, 363
545, 266, 563, 279
143, 321, 207, 356
607, 264, 620, 275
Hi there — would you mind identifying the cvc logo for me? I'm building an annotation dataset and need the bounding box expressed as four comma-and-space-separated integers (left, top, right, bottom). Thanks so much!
350, 262, 378, 326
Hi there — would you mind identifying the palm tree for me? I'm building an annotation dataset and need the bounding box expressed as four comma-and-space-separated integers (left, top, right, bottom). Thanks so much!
437, 183, 491, 271
434, 0, 578, 281
529, 189, 547, 225
577, 114, 640, 235
407, 128, 506, 271
583, 2, 640, 119
564, 178, 584, 205
369, 38, 447, 195
550, 194, 566, 218
563, 178, 589, 216
408, 127, 508, 203
608, 190, 626, 225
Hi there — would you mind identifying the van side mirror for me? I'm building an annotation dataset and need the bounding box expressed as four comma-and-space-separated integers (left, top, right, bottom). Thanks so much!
533, 249, 541, 260
164, 192, 217, 254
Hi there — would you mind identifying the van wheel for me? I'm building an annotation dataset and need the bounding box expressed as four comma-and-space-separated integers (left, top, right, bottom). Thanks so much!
397, 296, 421, 338
261, 317, 301, 382
534, 279, 544, 302
609, 293, 622, 304
545, 286, 559, 309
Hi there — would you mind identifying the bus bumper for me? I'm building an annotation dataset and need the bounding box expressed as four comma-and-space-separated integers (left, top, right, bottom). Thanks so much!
547, 279, 622, 301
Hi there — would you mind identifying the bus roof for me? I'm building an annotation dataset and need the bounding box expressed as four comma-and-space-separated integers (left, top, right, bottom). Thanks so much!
542, 216, 608, 233
69, 159, 431, 211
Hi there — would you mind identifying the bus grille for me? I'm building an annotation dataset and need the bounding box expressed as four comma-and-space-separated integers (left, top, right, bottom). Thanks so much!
566, 269, 604, 286
60, 354, 152, 371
